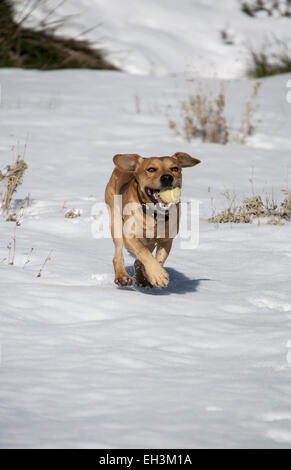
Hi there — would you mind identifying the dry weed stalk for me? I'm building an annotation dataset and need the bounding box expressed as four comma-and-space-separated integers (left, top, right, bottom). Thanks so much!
7, 234, 16, 265
179, 85, 228, 144
0, 156, 28, 213
239, 81, 262, 142
280, 190, 291, 220
23, 247, 34, 269
169, 82, 261, 145
37, 251, 52, 278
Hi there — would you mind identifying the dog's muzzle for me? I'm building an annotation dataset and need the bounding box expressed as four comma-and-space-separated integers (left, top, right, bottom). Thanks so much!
160, 174, 173, 187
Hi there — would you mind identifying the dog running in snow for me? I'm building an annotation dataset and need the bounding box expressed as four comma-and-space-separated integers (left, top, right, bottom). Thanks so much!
105, 152, 200, 288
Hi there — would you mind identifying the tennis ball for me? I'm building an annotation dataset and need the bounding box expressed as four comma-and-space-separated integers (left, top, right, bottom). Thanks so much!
159, 187, 181, 203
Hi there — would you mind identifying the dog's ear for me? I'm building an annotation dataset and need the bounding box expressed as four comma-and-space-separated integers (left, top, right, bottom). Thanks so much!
172, 152, 201, 168
113, 154, 143, 172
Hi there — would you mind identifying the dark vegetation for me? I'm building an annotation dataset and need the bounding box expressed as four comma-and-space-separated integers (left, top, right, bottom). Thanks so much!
248, 38, 291, 78
241, 0, 291, 17
0, 0, 117, 70
240, 1, 291, 77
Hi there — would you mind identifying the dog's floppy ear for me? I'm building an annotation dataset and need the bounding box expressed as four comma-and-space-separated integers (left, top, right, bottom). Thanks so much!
113, 154, 143, 172
172, 152, 201, 168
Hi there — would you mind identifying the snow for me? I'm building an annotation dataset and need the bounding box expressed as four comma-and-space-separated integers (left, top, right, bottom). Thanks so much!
0, 0, 291, 450
12, 0, 291, 79
0, 68, 291, 449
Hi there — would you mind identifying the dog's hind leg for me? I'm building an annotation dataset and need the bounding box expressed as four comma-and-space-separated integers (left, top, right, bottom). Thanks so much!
134, 259, 153, 288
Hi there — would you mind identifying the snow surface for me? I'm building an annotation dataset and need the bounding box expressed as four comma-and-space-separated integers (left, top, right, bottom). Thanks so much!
13, 0, 291, 78
1, 0, 291, 450
0, 68, 291, 449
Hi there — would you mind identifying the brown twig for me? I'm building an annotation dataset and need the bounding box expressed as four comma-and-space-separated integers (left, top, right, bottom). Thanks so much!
37, 251, 52, 278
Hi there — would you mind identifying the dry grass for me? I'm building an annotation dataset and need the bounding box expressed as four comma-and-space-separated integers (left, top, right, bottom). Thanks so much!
280, 190, 291, 220
209, 190, 291, 224
169, 85, 229, 145
0, 156, 28, 214
267, 217, 285, 226
209, 206, 252, 224
65, 208, 81, 218
169, 82, 261, 145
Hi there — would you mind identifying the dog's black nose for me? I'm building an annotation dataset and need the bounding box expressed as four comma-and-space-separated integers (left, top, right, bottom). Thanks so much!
160, 174, 173, 186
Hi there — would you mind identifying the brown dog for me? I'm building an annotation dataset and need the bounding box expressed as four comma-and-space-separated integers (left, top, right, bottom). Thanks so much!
105, 152, 200, 288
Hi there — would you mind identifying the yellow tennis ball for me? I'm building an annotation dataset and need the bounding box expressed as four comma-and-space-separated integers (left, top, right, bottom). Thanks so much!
159, 187, 181, 203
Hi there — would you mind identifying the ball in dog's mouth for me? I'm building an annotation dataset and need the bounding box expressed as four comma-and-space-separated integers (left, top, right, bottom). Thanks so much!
145, 187, 181, 209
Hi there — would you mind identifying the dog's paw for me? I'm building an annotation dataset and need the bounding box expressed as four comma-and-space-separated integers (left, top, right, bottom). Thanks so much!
114, 275, 134, 287
146, 265, 169, 288
134, 259, 153, 288
136, 279, 153, 288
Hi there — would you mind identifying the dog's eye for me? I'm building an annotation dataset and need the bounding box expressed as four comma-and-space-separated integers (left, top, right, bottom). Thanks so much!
171, 167, 179, 172
147, 167, 157, 172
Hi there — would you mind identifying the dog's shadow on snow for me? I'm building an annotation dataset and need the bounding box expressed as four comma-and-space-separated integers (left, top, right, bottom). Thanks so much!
125, 266, 210, 295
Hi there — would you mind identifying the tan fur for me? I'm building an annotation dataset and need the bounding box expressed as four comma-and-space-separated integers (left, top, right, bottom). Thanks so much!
105, 152, 200, 288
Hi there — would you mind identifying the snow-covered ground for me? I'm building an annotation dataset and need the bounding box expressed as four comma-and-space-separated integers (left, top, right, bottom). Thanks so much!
13, 0, 291, 78
0, 68, 291, 449
0, 0, 291, 450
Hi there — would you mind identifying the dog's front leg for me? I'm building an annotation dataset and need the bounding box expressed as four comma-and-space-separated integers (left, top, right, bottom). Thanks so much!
125, 237, 169, 288
112, 237, 134, 287
156, 239, 173, 266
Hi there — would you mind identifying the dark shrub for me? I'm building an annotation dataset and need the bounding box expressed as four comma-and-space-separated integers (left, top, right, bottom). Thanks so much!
0, 0, 117, 70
